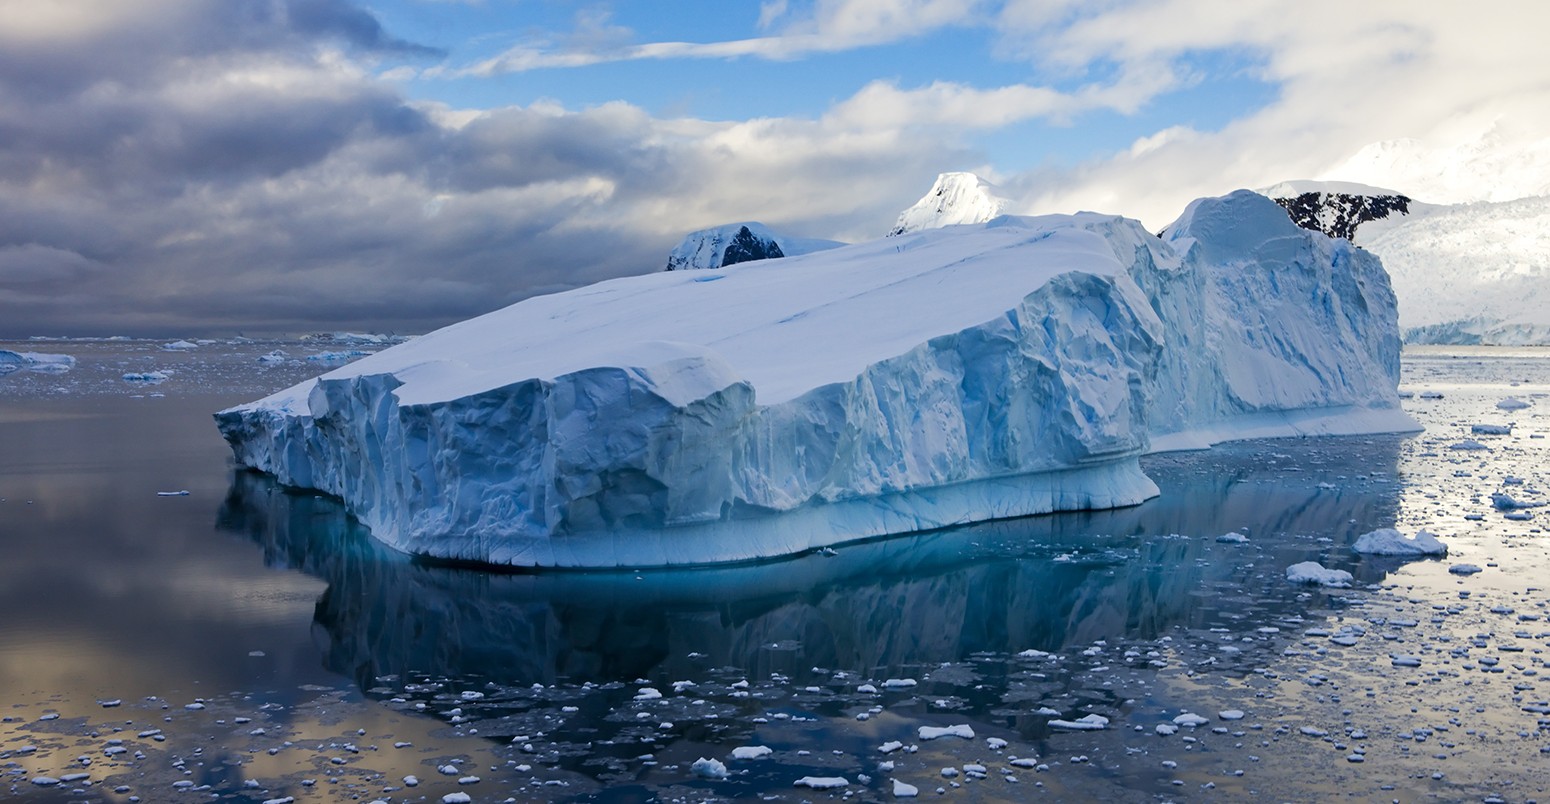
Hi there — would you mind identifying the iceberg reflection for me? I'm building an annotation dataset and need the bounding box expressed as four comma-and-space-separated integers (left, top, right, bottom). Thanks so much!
216, 436, 1407, 690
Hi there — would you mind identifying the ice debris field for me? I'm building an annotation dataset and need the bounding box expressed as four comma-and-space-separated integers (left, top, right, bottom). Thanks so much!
217, 191, 1417, 568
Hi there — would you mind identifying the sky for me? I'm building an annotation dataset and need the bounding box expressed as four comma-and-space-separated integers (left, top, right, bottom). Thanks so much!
3, 0, 1549, 337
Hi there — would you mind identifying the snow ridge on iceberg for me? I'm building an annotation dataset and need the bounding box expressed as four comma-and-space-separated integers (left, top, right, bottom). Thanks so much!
217, 191, 1414, 568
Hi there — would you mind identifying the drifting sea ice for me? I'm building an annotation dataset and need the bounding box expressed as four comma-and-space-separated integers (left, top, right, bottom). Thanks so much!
1351, 528, 1448, 556
1285, 561, 1353, 587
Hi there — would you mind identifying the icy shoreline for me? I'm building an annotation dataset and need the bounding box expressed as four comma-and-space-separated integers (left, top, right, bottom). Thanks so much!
218, 192, 1416, 568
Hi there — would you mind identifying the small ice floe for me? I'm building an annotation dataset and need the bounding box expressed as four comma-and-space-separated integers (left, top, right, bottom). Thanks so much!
986, 737, 1007, 750
634, 687, 662, 701
122, 370, 171, 383
1390, 654, 1423, 668
731, 746, 772, 760
157, 490, 190, 497
793, 776, 849, 789
1155, 724, 1177, 736
893, 778, 920, 797
441, 794, 472, 804
878, 741, 905, 754
31, 777, 61, 787
1285, 561, 1353, 587
1492, 493, 1545, 511
307, 350, 371, 363
1216, 531, 1249, 544
0, 350, 76, 374
162, 340, 198, 351
1472, 424, 1512, 435
1448, 439, 1491, 451
882, 678, 917, 689
1172, 713, 1209, 727
1418, 390, 1444, 399
919, 725, 974, 741
691, 757, 729, 780
1352, 528, 1447, 557
1017, 649, 1052, 659
1449, 564, 1483, 575
1049, 714, 1109, 731
257, 350, 288, 364
1219, 710, 1245, 721
1498, 397, 1532, 410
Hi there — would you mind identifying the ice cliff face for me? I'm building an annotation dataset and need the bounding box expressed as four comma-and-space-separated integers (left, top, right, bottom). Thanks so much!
664, 222, 843, 271
217, 190, 1414, 568
1264, 180, 1550, 344
888, 172, 1007, 236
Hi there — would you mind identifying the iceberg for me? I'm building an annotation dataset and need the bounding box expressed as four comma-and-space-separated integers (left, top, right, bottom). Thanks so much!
217, 191, 1416, 568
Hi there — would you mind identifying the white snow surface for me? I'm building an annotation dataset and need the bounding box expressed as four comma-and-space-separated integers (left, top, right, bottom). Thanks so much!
218, 191, 1415, 568
888, 172, 1008, 236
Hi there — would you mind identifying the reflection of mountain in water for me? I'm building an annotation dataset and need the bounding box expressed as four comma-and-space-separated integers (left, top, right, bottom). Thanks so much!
217, 437, 1406, 690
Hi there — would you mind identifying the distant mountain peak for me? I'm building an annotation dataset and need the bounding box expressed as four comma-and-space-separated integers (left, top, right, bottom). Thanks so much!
1261, 180, 1412, 242
665, 222, 844, 272
887, 172, 1008, 237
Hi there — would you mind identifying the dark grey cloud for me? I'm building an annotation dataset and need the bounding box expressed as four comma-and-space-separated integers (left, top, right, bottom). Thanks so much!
0, 0, 947, 338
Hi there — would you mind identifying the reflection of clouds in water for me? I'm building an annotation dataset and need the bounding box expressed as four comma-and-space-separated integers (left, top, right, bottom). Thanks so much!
217, 436, 1406, 690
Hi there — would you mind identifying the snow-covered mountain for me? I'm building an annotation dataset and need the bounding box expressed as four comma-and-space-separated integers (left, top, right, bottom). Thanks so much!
887, 172, 1007, 236
1263, 180, 1550, 344
218, 191, 1412, 569
664, 222, 843, 271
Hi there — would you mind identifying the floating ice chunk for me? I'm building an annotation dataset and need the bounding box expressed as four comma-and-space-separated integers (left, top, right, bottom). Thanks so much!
882, 678, 918, 689
1418, 390, 1444, 399
1215, 531, 1249, 543
157, 490, 190, 497
1049, 714, 1109, 730
1497, 397, 1532, 410
0, 350, 75, 374
1472, 424, 1512, 435
1390, 654, 1422, 667
730, 746, 772, 760
893, 778, 920, 797
986, 737, 1007, 750
1285, 561, 1353, 587
878, 741, 904, 754
1219, 710, 1245, 721
1172, 713, 1209, 727
634, 687, 663, 701
1505, 511, 1536, 521
1448, 439, 1491, 451
441, 794, 472, 804
31, 777, 61, 786
123, 371, 171, 383
162, 340, 198, 350
258, 350, 289, 364
1155, 724, 1178, 736
919, 725, 974, 741
794, 776, 849, 789
691, 757, 728, 780
1492, 493, 1545, 511
1017, 649, 1052, 659
1449, 564, 1483, 575
1352, 528, 1447, 557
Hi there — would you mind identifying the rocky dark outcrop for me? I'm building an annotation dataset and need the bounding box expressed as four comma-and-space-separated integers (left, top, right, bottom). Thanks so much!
1271, 192, 1411, 242
720, 225, 784, 267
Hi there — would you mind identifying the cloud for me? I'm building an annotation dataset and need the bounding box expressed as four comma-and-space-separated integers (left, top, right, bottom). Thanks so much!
457, 0, 989, 76
3, 0, 1548, 337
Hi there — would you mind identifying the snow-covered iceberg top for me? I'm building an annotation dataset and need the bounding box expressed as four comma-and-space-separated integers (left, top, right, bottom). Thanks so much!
217, 191, 1416, 568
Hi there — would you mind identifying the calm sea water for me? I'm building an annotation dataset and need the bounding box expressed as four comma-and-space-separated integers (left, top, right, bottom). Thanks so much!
2, 341, 1549, 802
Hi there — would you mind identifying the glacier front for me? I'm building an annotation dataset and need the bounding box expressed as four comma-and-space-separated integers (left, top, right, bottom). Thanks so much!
217, 191, 1416, 568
